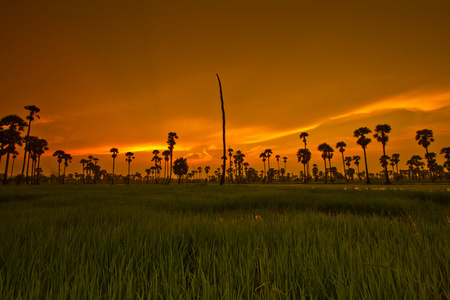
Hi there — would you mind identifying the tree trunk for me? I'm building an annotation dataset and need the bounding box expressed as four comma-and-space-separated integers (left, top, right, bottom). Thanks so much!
341, 152, 348, 182
17, 119, 32, 184
217, 74, 226, 186
363, 147, 370, 184
323, 159, 328, 184
112, 158, 115, 184
382, 144, 391, 184
3, 152, 11, 185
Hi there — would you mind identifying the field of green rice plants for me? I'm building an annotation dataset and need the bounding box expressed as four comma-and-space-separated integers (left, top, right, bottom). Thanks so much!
0, 184, 449, 299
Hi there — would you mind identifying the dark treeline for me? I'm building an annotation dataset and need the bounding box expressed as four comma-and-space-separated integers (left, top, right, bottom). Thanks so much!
1, 107, 450, 185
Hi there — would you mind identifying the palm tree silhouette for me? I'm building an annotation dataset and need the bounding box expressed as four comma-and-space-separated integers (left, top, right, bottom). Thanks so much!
79, 159, 88, 184
166, 132, 178, 184
173, 157, 189, 184
390, 153, 400, 178
336, 141, 349, 182
440, 147, 450, 173
264, 149, 273, 182
125, 152, 135, 185
9, 150, 19, 180
32, 138, 48, 185
228, 147, 234, 183
1, 115, 27, 185
352, 155, 361, 181
151, 150, 161, 183
52, 150, 66, 183
283, 157, 288, 176
415, 129, 435, 182
318, 143, 332, 184
17, 105, 40, 184
354, 127, 372, 184
259, 152, 267, 183
205, 166, 211, 182
379, 155, 390, 181
374, 124, 392, 184
275, 155, 281, 181
62, 153, 72, 184
162, 150, 170, 183
297, 148, 311, 183
299, 132, 309, 179
110, 148, 119, 184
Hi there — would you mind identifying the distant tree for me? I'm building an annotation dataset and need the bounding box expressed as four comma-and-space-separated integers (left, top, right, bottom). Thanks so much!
374, 124, 392, 184
425, 152, 438, 180
52, 150, 66, 184
79, 159, 88, 184
173, 157, 189, 184
275, 155, 281, 181
125, 152, 135, 185
62, 153, 72, 184
415, 129, 435, 182
336, 141, 349, 182
1, 115, 27, 185
354, 127, 372, 184
33, 138, 48, 185
312, 163, 319, 182
205, 166, 211, 182
297, 148, 311, 183
283, 157, 288, 177
299, 132, 309, 179
390, 153, 400, 177
151, 149, 161, 183
9, 150, 19, 180
166, 132, 178, 184
407, 155, 423, 181
228, 147, 234, 183
318, 143, 332, 183
259, 152, 267, 183
110, 148, 119, 184
17, 105, 40, 184
352, 155, 361, 181
441, 147, 450, 173
264, 149, 273, 182
379, 155, 390, 182
162, 150, 170, 183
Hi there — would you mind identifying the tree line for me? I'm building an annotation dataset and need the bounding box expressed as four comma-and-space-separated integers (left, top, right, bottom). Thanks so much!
1, 107, 449, 185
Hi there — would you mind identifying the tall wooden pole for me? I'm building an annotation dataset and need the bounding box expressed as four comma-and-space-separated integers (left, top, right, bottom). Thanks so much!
217, 74, 226, 185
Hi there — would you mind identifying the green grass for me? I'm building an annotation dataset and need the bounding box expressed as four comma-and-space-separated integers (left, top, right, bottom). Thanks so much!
0, 184, 449, 299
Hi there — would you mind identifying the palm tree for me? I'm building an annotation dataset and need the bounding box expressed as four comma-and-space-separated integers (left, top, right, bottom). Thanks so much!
407, 155, 424, 181
228, 147, 234, 183
205, 166, 211, 182
151, 150, 161, 183
352, 155, 361, 181
125, 152, 135, 185
312, 164, 319, 182
441, 147, 450, 174
336, 141, 349, 182
1, 115, 27, 185
299, 132, 309, 179
173, 157, 189, 184
9, 150, 19, 180
318, 143, 332, 184
415, 129, 435, 182
52, 150, 66, 183
354, 127, 372, 184
62, 153, 72, 184
390, 153, 400, 178
275, 155, 281, 181
110, 148, 119, 184
379, 155, 390, 181
162, 150, 170, 183
325, 145, 335, 182
297, 148, 311, 183
17, 105, 40, 184
79, 159, 88, 184
264, 149, 273, 182
166, 132, 178, 184
259, 152, 267, 183
374, 124, 392, 184
283, 157, 287, 174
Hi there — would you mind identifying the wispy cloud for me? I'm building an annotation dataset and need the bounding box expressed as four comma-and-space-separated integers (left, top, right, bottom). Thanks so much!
330, 89, 450, 120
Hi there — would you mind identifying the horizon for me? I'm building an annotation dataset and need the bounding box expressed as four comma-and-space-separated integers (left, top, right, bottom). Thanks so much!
1, 0, 450, 178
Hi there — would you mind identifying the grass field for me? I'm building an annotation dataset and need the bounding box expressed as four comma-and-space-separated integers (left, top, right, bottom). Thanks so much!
0, 184, 449, 299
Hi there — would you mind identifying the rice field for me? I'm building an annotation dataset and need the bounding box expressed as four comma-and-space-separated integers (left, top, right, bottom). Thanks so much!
0, 184, 449, 299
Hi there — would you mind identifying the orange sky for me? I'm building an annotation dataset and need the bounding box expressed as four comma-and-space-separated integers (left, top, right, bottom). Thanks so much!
1, 0, 450, 177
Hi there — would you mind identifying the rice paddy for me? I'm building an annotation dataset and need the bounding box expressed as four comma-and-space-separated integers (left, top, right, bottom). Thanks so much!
0, 184, 449, 299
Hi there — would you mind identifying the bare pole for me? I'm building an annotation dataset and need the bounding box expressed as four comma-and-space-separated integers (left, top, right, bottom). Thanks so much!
217, 74, 226, 185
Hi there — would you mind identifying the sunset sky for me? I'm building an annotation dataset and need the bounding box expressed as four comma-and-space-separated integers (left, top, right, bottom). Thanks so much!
1, 0, 450, 177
